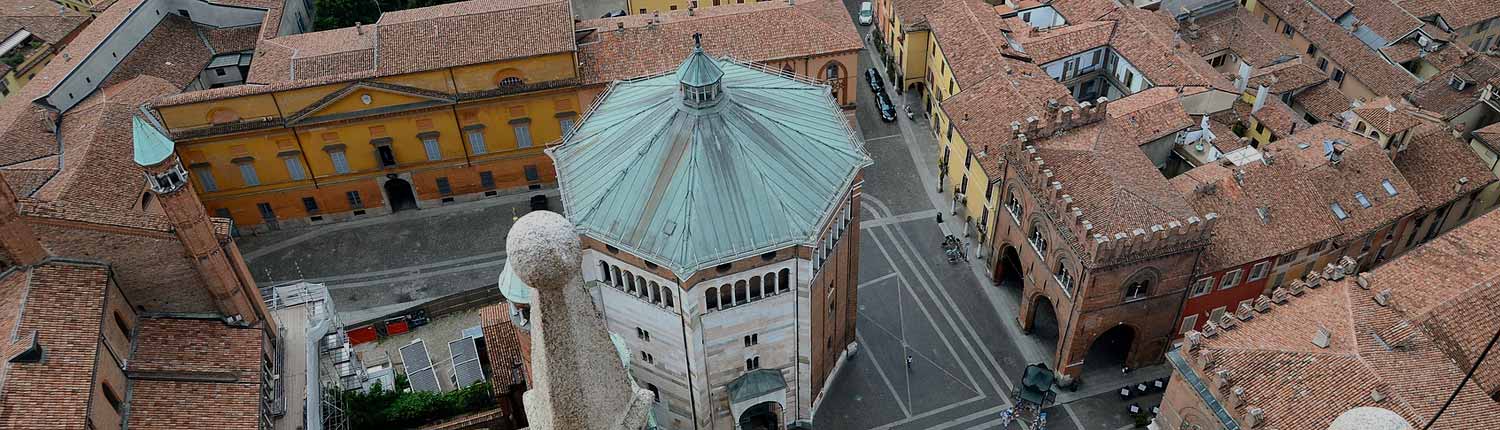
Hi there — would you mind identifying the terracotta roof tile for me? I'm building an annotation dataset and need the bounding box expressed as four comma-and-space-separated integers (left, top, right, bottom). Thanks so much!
1012, 20, 1114, 64
1171, 160, 1341, 270
575, 0, 860, 85
0, 262, 108, 430
0, 0, 89, 43
1258, 0, 1419, 97
101, 16, 215, 89
1350, 98, 1423, 134
1261, 124, 1422, 238
1292, 81, 1352, 122
128, 318, 265, 430
1408, 54, 1500, 120
1246, 58, 1328, 93
1184, 7, 1300, 68
1397, 0, 1500, 30
480, 303, 525, 390
373, 0, 575, 76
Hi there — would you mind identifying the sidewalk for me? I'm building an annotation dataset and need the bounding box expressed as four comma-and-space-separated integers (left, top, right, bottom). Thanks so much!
870, 51, 1172, 406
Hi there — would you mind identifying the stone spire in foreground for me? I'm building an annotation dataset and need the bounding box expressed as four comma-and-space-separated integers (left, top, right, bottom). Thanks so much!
508, 211, 652, 430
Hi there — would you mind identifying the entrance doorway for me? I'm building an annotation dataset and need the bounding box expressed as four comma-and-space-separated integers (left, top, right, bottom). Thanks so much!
738, 401, 782, 430
384, 176, 417, 212
1082, 324, 1136, 374
994, 245, 1023, 290
1028, 295, 1060, 361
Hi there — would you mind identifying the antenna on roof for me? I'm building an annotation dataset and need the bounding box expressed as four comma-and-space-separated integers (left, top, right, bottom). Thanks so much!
693, 32, 702, 48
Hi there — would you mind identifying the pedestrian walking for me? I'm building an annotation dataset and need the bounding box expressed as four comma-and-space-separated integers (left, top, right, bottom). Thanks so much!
906, 355, 913, 369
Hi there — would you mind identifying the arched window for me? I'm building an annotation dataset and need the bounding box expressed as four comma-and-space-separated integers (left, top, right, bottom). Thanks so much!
600, 261, 610, 283
650, 281, 662, 304
763, 273, 776, 296
1028, 221, 1049, 259
612, 266, 623, 289
778, 269, 791, 292
1122, 268, 1159, 302
1354, 121, 1367, 134
781, 64, 794, 77
734, 280, 748, 304
706, 288, 719, 311
625, 271, 637, 294
637, 275, 648, 299
720, 285, 733, 309
749, 277, 762, 300
1055, 261, 1073, 290
495, 68, 526, 88
823, 61, 844, 101
663, 289, 674, 309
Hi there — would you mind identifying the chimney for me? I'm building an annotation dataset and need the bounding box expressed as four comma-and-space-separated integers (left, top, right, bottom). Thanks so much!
1251, 84, 1269, 113
1233, 169, 1245, 185
1455, 176, 1470, 193
1373, 288, 1391, 306
1094, 96, 1109, 118
1453, 123, 1467, 138
1245, 407, 1265, 428
617, 22, 625, 33
355, 22, 363, 35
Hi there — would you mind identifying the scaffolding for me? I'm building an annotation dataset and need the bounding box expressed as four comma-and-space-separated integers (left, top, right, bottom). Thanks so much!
264, 281, 362, 430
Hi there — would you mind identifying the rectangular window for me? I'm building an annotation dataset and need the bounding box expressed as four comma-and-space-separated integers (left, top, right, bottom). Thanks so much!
1248, 262, 1269, 281
524, 165, 540, 182
1281, 22, 1293, 37
283, 157, 306, 181
1209, 306, 1227, 324
423, 137, 442, 161
1180, 314, 1198, 334
1331, 202, 1349, 220
1306, 44, 1318, 56
302, 197, 319, 213
256, 202, 276, 223
238, 163, 260, 186
1354, 192, 1371, 208
102, 382, 123, 413
436, 177, 452, 196
1219, 269, 1241, 290
1190, 277, 1213, 297
480, 171, 495, 189
330, 151, 351, 174
346, 191, 364, 209
192, 166, 218, 192
513, 122, 533, 148
560, 117, 577, 135
467, 130, 487, 154
1331, 68, 1345, 84
1317, 57, 1328, 71
1277, 251, 1298, 265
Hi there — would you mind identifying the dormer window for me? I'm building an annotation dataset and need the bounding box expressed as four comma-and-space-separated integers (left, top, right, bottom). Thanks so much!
147, 163, 189, 194
1449, 75, 1469, 91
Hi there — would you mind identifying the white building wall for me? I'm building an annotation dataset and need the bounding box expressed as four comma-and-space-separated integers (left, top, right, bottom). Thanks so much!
695, 257, 804, 430
584, 250, 695, 428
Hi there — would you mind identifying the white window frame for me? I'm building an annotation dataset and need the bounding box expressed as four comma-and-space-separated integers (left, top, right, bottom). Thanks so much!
422, 137, 442, 161
1219, 269, 1241, 290
1248, 262, 1269, 281
192, 165, 218, 192
1189, 277, 1213, 297
238, 162, 260, 186
1180, 314, 1198, 334
283, 157, 306, 181
467, 130, 487, 155
1209, 306, 1227, 323
330, 151, 351, 174
513, 123, 533, 148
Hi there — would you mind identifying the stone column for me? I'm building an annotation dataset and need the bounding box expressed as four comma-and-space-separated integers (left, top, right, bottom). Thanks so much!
511, 211, 652, 430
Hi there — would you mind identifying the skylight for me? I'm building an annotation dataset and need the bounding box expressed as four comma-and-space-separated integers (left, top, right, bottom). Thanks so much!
1382, 179, 1398, 196
1331, 202, 1349, 220
1355, 192, 1371, 208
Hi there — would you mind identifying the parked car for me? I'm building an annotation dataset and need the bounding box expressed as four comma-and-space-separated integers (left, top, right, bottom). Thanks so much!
865, 68, 884, 95
876, 92, 897, 122
530, 194, 550, 212
858, 2, 873, 25
601, 9, 626, 18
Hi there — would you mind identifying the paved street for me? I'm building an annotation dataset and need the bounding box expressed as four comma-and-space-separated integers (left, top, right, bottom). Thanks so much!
814, 3, 1169, 428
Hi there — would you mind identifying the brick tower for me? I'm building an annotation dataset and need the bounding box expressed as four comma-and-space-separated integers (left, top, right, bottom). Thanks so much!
133, 116, 274, 329
0, 174, 46, 269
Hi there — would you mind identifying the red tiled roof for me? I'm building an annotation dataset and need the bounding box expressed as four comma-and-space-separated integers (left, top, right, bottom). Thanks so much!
1350, 98, 1423, 134
1408, 54, 1500, 120
575, 0, 861, 86
0, 0, 89, 43
1258, 0, 1419, 98
1392, 124, 1498, 209
1194, 250, 1500, 429
1261, 124, 1422, 238
126, 318, 266, 430
1012, 20, 1114, 64
1245, 58, 1327, 93
0, 262, 108, 430
1170, 160, 1341, 271
480, 303, 525, 391
1396, 0, 1500, 31
1291, 81, 1352, 122
1184, 7, 1299, 68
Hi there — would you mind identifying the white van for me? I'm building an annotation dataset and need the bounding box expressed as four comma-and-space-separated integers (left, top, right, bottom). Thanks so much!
859, 2, 873, 25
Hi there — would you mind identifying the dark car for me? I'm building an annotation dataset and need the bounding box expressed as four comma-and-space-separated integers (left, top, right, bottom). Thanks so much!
865, 68, 884, 95
530, 194, 550, 212
875, 92, 897, 122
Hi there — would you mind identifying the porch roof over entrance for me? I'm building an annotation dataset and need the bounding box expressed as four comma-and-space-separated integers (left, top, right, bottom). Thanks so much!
728, 368, 787, 403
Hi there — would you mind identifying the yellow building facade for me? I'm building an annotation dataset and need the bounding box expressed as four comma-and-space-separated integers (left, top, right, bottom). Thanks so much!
626, 0, 768, 15
155, 53, 580, 231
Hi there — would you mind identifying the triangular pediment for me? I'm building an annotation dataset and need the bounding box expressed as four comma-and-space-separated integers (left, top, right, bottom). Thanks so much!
288, 81, 455, 124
